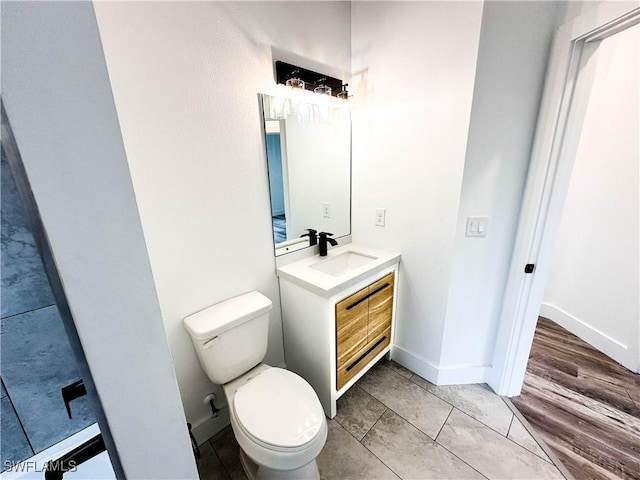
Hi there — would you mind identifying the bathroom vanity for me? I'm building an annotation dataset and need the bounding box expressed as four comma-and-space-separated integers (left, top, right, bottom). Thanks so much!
276, 244, 400, 418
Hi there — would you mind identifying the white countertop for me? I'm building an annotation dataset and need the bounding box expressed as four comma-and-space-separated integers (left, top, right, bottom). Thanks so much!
276, 243, 401, 297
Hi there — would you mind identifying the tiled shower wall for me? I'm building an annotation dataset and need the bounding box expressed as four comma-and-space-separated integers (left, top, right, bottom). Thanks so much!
0, 148, 95, 469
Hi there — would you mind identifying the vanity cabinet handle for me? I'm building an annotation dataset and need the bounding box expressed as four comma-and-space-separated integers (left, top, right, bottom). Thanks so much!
345, 335, 388, 372
345, 283, 390, 311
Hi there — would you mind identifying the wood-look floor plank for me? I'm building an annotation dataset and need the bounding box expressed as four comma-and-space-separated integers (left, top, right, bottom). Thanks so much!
525, 375, 640, 444
525, 360, 638, 418
514, 386, 640, 479
628, 389, 640, 416
545, 439, 622, 480
514, 387, 640, 477
512, 317, 640, 480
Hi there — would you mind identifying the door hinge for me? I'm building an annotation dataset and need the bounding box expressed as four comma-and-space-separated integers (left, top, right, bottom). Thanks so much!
524, 264, 535, 274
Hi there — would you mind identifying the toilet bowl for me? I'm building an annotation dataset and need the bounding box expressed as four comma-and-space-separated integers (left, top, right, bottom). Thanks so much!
184, 292, 327, 480
225, 363, 327, 479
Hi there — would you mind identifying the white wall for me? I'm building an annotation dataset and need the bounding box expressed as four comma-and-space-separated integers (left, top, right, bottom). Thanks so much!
542, 24, 639, 372
351, 1, 566, 385
441, 1, 565, 380
93, 1, 351, 441
350, 1, 484, 382
1, 2, 197, 478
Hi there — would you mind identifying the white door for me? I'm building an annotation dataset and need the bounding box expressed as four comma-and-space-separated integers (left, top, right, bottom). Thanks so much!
540, 23, 639, 372
489, 4, 640, 396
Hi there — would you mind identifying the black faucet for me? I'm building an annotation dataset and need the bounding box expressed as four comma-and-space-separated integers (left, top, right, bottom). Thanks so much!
318, 232, 338, 256
300, 228, 318, 246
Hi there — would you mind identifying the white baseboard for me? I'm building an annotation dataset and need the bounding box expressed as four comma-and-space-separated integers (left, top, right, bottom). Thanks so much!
391, 345, 489, 385
391, 345, 439, 383
540, 303, 636, 372
436, 364, 490, 385
191, 408, 231, 446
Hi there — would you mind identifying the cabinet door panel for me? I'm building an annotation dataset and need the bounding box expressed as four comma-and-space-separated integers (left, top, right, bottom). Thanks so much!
335, 287, 368, 368
368, 273, 394, 342
337, 326, 391, 390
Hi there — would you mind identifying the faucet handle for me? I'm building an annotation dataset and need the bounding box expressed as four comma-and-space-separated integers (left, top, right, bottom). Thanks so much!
319, 232, 336, 244
318, 232, 337, 256
300, 228, 318, 246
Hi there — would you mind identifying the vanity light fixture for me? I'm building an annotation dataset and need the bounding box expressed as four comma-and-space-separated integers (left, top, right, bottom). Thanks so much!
275, 61, 344, 97
314, 80, 332, 123
281, 69, 312, 122
273, 61, 348, 123
285, 74, 305, 90
314, 81, 332, 97
336, 84, 349, 100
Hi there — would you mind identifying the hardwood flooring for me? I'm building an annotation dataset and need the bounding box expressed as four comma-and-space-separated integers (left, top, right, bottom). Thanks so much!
511, 317, 640, 480
272, 214, 286, 244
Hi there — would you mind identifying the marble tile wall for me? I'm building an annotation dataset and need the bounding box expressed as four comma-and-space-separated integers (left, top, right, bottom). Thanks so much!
195, 360, 566, 480
1, 148, 96, 471
1, 149, 55, 318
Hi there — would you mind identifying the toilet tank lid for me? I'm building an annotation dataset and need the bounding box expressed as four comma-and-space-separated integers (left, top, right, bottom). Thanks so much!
183, 291, 272, 340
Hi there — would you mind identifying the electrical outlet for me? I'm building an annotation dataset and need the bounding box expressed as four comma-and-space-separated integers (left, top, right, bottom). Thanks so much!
375, 208, 386, 227
322, 202, 331, 218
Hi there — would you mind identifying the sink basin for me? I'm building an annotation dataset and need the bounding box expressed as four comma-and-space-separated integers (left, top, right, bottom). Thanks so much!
309, 251, 377, 277
277, 243, 401, 296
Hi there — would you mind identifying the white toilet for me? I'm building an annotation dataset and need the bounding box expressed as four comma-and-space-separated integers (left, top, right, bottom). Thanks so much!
183, 291, 327, 480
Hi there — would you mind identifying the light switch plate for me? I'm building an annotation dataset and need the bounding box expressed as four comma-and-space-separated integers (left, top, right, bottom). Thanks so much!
375, 208, 386, 227
466, 216, 488, 237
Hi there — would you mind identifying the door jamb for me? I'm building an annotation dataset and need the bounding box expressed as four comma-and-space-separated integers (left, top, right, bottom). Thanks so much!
488, 4, 640, 397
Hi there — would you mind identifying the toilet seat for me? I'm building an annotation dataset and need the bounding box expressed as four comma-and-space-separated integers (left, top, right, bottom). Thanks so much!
234, 368, 325, 452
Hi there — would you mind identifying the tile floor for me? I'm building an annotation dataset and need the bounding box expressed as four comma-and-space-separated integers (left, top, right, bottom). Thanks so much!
196, 359, 567, 480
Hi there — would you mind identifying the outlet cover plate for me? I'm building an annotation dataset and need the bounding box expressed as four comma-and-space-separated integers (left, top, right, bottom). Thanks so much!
322, 202, 331, 218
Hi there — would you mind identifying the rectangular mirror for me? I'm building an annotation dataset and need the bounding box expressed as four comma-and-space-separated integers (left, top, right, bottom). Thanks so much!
260, 93, 351, 256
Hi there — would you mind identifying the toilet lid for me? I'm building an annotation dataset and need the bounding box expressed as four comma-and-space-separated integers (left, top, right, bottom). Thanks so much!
234, 368, 324, 449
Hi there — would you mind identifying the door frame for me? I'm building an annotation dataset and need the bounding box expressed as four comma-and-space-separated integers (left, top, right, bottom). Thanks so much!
1, 102, 124, 478
488, 3, 640, 397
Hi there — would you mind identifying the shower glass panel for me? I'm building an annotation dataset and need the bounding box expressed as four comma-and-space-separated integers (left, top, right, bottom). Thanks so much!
0, 147, 97, 472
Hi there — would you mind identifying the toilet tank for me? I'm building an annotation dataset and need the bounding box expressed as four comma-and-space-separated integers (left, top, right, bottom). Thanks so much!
183, 291, 272, 385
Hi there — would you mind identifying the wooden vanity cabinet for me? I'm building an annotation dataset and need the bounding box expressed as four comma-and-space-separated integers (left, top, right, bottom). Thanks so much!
278, 254, 399, 418
336, 272, 394, 389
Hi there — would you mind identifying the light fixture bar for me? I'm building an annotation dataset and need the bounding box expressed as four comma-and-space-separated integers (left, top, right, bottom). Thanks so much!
275, 60, 345, 98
